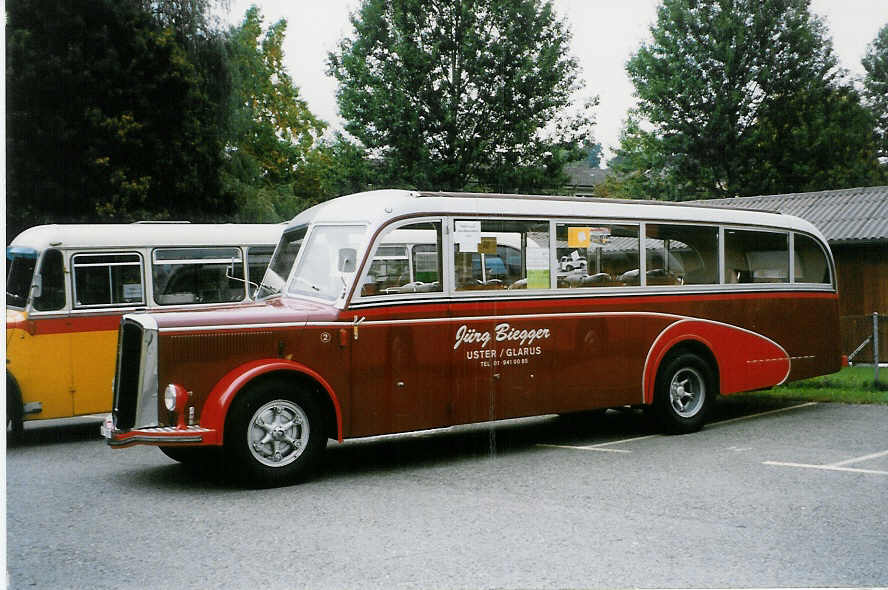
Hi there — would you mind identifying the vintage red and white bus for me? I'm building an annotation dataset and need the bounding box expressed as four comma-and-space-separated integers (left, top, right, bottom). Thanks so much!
103, 190, 841, 486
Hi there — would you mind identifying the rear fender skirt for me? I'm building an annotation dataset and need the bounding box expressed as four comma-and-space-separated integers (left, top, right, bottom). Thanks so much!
643, 319, 791, 404
200, 359, 343, 443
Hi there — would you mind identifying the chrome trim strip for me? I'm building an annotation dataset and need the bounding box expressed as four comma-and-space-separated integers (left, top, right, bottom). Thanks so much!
159, 321, 306, 333
109, 434, 204, 447
307, 311, 686, 328
347, 284, 836, 309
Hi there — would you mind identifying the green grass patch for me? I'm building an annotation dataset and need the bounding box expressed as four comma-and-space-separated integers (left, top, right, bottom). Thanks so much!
736, 366, 888, 405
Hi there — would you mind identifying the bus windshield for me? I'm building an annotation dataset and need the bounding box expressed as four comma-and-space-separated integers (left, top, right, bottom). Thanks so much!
256, 227, 308, 300
6, 248, 39, 308
286, 225, 367, 301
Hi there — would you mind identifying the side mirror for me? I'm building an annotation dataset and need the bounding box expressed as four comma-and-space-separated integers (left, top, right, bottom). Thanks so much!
338, 248, 357, 273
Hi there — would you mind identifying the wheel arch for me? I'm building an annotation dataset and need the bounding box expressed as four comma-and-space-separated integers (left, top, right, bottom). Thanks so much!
201, 360, 342, 443
643, 334, 720, 405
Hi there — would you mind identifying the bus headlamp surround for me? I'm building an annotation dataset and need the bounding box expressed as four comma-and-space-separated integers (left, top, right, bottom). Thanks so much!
164, 384, 186, 412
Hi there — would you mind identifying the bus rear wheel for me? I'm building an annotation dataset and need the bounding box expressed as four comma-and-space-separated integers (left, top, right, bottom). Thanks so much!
224, 379, 326, 487
653, 351, 713, 434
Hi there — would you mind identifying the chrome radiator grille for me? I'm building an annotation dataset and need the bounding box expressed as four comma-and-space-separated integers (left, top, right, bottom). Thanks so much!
113, 321, 144, 430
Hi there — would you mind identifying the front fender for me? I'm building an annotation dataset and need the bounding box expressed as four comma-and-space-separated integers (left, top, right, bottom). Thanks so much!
200, 359, 343, 443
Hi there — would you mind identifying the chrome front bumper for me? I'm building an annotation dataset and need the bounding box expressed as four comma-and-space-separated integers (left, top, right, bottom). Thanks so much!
102, 414, 218, 448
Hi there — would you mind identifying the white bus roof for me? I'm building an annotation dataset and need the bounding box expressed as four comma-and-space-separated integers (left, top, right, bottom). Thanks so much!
289, 190, 829, 243
8, 223, 285, 252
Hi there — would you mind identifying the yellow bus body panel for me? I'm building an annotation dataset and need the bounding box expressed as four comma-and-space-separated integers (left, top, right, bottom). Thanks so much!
71, 328, 119, 415
6, 309, 120, 420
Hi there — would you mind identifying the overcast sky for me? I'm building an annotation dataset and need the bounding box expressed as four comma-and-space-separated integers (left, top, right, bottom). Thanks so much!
222, 0, 888, 165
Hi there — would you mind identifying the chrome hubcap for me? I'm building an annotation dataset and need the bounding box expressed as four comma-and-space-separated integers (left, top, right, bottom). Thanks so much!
669, 367, 705, 418
247, 400, 309, 468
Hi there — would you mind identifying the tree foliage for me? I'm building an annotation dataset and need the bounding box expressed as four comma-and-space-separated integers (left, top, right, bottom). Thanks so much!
610, 0, 882, 200
138, 0, 229, 43
6, 0, 234, 238
863, 22, 888, 161
328, 0, 597, 193
223, 6, 328, 221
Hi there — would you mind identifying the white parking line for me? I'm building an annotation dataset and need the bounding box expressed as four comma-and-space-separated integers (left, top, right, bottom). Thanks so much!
763, 460, 888, 476
827, 448, 888, 467
709, 401, 818, 427
538, 432, 661, 453
537, 444, 632, 453
765, 448, 888, 476
538, 401, 817, 453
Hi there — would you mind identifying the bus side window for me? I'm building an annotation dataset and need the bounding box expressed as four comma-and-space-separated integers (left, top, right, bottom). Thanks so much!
358, 222, 443, 296
247, 246, 275, 298
555, 223, 639, 288
32, 249, 66, 312
72, 253, 144, 308
153, 247, 246, 305
794, 233, 830, 284
645, 224, 719, 286
453, 219, 549, 291
725, 229, 789, 284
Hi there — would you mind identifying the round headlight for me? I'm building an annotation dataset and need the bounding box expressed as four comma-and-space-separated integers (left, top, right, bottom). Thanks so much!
164, 384, 180, 411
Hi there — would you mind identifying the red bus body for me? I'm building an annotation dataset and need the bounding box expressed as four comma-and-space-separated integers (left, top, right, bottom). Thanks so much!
104, 191, 841, 484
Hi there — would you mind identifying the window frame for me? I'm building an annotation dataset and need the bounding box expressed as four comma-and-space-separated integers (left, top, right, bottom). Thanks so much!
722, 225, 792, 287
553, 218, 644, 290
71, 251, 146, 310
641, 221, 722, 288
345, 214, 835, 307
791, 231, 834, 287
150, 246, 248, 307
29, 248, 69, 313
449, 216, 553, 298
352, 217, 447, 305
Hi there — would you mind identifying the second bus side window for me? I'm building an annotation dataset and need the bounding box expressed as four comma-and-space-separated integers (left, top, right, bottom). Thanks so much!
72, 253, 144, 308
152, 247, 246, 305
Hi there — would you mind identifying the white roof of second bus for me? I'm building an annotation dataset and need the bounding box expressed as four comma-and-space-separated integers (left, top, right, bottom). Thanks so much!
9, 223, 285, 251
290, 190, 829, 242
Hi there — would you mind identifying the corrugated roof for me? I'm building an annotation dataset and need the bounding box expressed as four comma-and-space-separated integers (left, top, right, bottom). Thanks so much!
694, 185, 888, 244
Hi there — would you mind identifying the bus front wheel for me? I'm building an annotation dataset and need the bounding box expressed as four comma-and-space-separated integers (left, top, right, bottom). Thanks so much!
6, 381, 24, 445
224, 379, 326, 487
653, 351, 713, 434
159, 446, 222, 465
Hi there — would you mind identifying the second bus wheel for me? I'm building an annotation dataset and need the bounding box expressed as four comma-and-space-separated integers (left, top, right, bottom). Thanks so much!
224, 378, 327, 487
653, 351, 714, 434
6, 379, 24, 446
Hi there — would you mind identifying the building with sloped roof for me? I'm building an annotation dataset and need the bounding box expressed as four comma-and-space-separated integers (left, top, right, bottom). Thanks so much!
696, 185, 888, 361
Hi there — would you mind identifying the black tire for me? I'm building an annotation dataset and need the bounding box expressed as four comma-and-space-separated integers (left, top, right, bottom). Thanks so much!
653, 351, 714, 434
557, 408, 608, 422
6, 381, 24, 446
159, 446, 221, 465
224, 378, 327, 487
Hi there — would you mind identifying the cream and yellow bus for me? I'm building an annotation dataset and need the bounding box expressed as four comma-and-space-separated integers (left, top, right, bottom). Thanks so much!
6, 222, 283, 439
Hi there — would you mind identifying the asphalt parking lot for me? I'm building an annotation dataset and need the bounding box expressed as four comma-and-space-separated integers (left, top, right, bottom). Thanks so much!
6, 397, 888, 589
